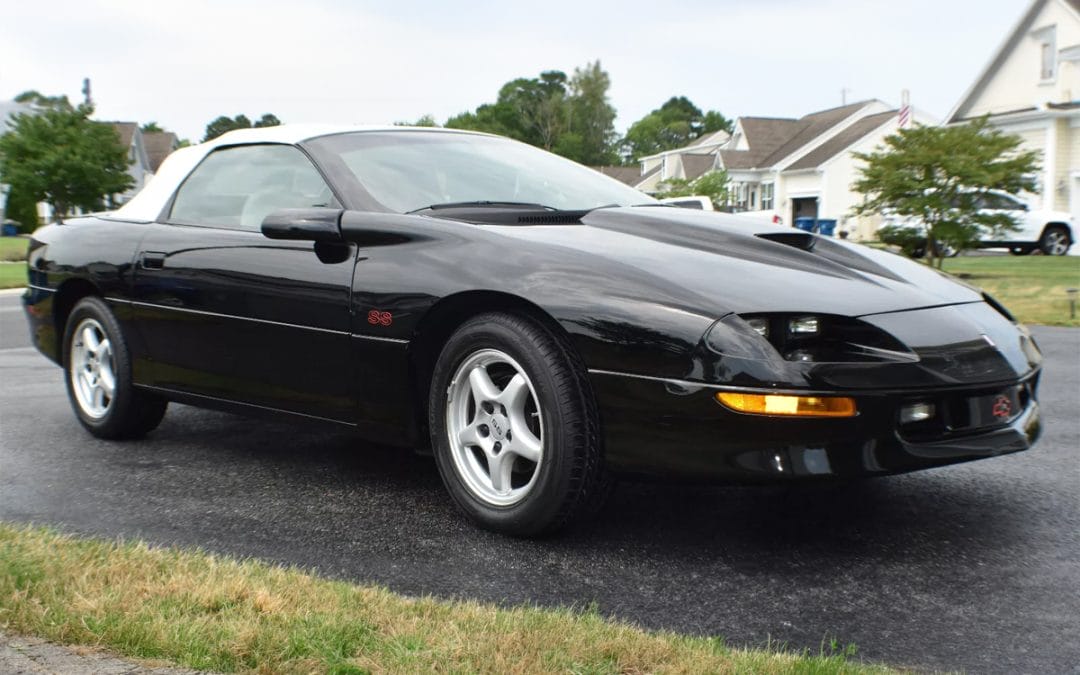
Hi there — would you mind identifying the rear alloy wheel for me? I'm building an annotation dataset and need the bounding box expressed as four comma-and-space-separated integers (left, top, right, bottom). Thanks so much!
63, 296, 167, 439
1039, 226, 1071, 256
429, 312, 607, 535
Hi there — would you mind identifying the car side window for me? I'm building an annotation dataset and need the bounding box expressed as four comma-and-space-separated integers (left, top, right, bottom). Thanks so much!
980, 193, 1023, 211
169, 144, 335, 230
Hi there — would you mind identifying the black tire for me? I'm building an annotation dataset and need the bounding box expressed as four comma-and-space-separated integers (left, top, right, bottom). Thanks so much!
62, 296, 167, 439
428, 312, 608, 536
1039, 225, 1071, 256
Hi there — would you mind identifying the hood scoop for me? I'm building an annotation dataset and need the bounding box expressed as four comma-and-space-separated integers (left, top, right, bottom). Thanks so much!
755, 231, 816, 251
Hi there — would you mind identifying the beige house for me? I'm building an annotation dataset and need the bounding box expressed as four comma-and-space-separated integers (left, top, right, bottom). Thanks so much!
946, 0, 1080, 222
606, 101, 934, 240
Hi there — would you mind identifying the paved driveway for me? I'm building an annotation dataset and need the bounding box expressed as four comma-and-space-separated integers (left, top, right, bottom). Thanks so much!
1, 292, 1077, 673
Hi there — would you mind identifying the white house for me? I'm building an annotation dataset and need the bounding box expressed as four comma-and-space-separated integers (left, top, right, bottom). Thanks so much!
945, 0, 1080, 222
605, 100, 934, 240
108, 122, 154, 205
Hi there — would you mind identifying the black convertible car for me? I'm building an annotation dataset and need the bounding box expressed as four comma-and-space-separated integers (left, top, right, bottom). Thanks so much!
21, 125, 1042, 535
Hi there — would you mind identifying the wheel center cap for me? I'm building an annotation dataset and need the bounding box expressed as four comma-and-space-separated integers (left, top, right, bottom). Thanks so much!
489, 414, 508, 440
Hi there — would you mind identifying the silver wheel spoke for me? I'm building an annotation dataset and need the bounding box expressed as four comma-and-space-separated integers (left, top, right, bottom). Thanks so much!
458, 422, 482, 447
487, 450, 514, 494
498, 374, 529, 416
92, 385, 105, 410
468, 365, 501, 403
99, 366, 116, 397
508, 428, 541, 463
82, 325, 100, 352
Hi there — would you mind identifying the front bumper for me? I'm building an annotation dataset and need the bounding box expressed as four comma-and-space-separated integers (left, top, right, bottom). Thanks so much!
589, 369, 1041, 481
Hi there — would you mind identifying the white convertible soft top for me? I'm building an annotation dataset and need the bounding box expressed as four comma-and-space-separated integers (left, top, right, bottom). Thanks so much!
112, 124, 462, 222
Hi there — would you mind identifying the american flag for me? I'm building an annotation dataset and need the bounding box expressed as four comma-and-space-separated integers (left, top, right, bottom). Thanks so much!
898, 89, 911, 128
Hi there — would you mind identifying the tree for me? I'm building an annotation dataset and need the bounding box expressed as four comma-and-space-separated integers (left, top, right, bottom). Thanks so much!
395, 114, 439, 127
622, 97, 733, 161
656, 169, 731, 208
0, 95, 133, 223
202, 113, 281, 142
445, 61, 619, 164
561, 61, 618, 165
140, 121, 163, 133
851, 118, 1040, 268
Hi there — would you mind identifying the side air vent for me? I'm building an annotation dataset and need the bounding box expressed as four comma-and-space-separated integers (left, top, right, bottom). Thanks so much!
755, 231, 816, 251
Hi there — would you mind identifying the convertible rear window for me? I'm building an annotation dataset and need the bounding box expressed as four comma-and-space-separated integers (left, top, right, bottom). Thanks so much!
305, 131, 653, 214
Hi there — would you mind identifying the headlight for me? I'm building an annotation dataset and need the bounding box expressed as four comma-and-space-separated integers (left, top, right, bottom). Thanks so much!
731, 313, 916, 363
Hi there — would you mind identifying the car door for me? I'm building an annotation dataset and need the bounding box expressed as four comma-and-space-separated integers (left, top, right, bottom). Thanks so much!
129, 143, 358, 422
982, 193, 1035, 241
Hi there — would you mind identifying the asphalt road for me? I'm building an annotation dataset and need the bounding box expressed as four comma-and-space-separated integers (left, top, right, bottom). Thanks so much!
1, 291, 1078, 673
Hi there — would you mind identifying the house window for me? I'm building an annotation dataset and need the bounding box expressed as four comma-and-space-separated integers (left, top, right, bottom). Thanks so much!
730, 182, 749, 210
761, 183, 774, 210
1038, 27, 1056, 80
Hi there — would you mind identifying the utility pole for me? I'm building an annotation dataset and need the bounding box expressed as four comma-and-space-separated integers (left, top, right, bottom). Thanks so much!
81, 78, 92, 107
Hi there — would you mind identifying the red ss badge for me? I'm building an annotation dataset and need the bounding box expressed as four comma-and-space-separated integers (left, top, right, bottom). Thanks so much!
991, 395, 1012, 420
367, 310, 393, 326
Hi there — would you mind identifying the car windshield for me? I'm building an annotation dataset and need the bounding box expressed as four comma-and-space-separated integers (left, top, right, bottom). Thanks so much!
305, 131, 655, 213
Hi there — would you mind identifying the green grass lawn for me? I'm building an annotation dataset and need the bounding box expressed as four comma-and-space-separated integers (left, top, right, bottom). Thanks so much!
0, 524, 889, 674
0, 236, 30, 262
941, 255, 1080, 327
0, 262, 26, 289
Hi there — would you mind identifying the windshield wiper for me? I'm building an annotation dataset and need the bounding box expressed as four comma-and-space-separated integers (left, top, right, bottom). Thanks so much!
406, 201, 558, 214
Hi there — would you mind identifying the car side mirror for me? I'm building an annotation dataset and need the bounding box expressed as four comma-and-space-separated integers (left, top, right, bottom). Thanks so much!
261, 208, 344, 242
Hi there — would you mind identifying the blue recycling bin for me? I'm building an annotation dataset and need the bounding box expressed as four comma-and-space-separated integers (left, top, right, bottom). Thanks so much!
816, 219, 837, 236
794, 217, 817, 232
1, 223, 18, 237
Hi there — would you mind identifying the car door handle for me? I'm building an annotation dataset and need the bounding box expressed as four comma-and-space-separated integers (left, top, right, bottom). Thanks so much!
140, 251, 167, 270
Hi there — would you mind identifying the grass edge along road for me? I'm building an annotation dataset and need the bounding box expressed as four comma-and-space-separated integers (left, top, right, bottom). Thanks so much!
0, 524, 890, 674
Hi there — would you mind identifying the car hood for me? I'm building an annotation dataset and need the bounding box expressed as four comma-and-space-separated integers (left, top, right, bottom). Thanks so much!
491, 206, 984, 318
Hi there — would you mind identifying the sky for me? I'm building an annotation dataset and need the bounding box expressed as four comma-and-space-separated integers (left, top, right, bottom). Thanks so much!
1, 0, 1027, 142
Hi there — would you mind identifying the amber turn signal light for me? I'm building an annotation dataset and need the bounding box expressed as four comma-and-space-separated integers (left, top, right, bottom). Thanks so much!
715, 392, 856, 417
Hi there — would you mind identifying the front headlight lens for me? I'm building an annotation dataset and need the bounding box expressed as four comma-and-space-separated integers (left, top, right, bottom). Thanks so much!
746, 317, 769, 337
733, 313, 914, 363
789, 316, 820, 334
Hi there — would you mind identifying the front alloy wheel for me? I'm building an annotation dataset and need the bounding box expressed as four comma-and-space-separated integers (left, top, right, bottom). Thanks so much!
429, 312, 608, 535
446, 349, 543, 506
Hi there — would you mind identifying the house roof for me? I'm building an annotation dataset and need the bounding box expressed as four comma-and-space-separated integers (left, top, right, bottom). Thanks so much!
142, 131, 179, 172
686, 129, 731, 150
109, 122, 139, 148
719, 117, 802, 169
786, 110, 897, 170
757, 100, 870, 167
947, 0, 1080, 122
680, 154, 715, 180
592, 165, 642, 185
